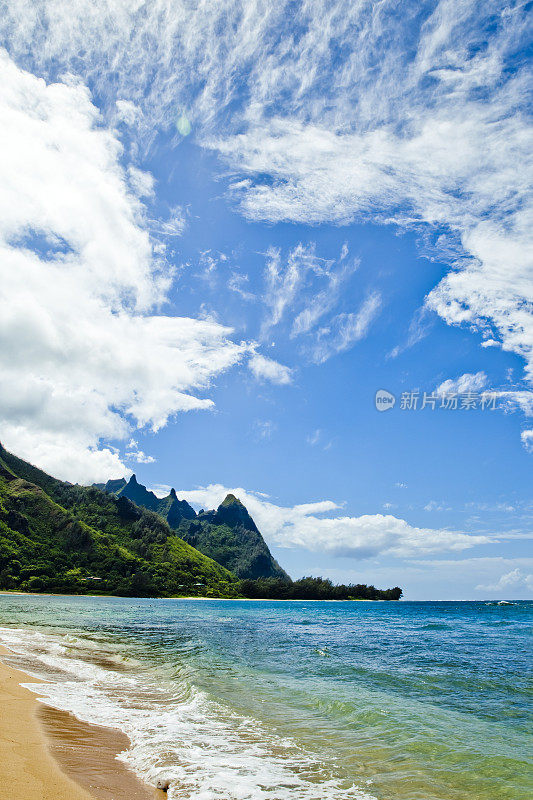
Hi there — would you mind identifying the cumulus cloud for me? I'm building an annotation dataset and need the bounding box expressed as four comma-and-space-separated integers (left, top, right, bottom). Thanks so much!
177, 484, 490, 558
0, 53, 248, 482
125, 439, 156, 464
1, 1, 531, 471
2, 2, 528, 384
476, 568, 533, 595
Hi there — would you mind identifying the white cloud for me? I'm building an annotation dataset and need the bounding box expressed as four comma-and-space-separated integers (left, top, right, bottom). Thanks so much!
248, 353, 293, 385
177, 484, 490, 559
310, 292, 381, 364
476, 568, 533, 595
228, 272, 255, 301
436, 371, 487, 395
127, 166, 155, 198
0, 53, 248, 482
125, 439, 156, 464
1, 2, 530, 469
132, 451, 156, 464
115, 99, 140, 127
152, 206, 187, 237
290, 256, 359, 338
521, 430, 533, 453
151, 483, 171, 498
306, 429, 322, 446
260, 242, 366, 362
252, 420, 277, 441
261, 243, 325, 337
305, 429, 333, 450
388, 307, 435, 360
434, 376, 533, 425
361, 556, 533, 599
495, 391, 533, 416
3, 2, 527, 383
194, 250, 222, 286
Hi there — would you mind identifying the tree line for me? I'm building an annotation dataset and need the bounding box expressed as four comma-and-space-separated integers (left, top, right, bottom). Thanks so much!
239, 576, 402, 600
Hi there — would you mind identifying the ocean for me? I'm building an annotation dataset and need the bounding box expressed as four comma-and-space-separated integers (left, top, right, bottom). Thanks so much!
0, 595, 531, 800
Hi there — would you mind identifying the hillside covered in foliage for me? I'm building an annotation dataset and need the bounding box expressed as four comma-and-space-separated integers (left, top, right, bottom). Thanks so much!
0, 444, 239, 597
0, 444, 402, 601
98, 475, 289, 581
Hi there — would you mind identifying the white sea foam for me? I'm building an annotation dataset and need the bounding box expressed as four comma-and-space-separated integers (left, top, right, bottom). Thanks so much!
0, 626, 376, 800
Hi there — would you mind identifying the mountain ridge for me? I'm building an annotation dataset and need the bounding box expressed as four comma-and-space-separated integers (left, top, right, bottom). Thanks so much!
0, 443, 239, 597
0, 443, 402, 601
98, 475, 289, 581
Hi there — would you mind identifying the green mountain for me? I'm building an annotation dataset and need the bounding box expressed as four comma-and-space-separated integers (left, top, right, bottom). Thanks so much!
0, 443, 239, 597
0, 444, 401, 601
100, 477, 289, 581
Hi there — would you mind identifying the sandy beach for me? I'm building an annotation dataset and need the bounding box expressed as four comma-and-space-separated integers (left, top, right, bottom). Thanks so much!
0, 646, 161, 800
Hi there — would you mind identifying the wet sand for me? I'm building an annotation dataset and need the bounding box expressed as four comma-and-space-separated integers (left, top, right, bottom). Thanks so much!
0, 647, 163, 800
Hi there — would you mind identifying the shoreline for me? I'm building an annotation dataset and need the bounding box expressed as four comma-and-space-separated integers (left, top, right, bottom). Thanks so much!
0, 645, 162, 800
0, 590, 385, 601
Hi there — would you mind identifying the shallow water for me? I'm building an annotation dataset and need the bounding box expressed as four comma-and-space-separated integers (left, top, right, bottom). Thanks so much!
0, 595, 531, 800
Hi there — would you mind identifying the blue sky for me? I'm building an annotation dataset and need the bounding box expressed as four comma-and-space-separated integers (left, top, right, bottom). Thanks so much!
0, 1, 531, 598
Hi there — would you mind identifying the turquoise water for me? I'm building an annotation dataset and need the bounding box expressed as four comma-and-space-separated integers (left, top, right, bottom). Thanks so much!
0, 595, 531, 799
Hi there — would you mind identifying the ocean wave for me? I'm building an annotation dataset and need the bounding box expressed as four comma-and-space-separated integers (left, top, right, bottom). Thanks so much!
0, 626, 376, 800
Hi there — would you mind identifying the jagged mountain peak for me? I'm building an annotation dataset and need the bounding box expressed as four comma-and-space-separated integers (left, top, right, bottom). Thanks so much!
98, 475, 288, 581
117, 475, 159, 511
214, 494, 257, 532
220, 493, 242, 507
0, 444, 238, 597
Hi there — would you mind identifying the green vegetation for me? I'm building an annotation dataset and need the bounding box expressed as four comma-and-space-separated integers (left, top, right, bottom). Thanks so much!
102, 478, 289, 581
0, 443, 402, 601
240, 576, 403, 601
0, 444, 239, 597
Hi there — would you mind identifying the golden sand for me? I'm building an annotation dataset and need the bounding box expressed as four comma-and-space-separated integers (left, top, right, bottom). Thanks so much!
0, 648, 163, 800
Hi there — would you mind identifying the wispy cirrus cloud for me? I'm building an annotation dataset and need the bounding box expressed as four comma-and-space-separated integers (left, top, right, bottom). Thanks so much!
309, 292, 382, 364
1, 0, 531, 475
2, 2, 529, 384
434, 373, 533, 419
260, 242, 371, 362
436, 372, 488, 395
260, 243, 343, 339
